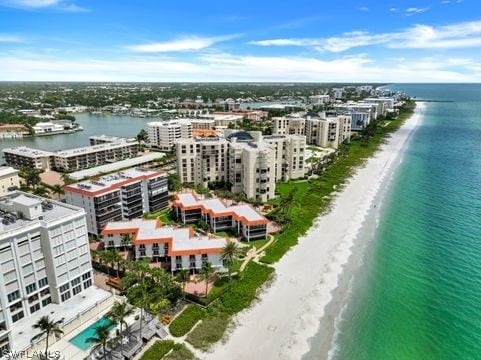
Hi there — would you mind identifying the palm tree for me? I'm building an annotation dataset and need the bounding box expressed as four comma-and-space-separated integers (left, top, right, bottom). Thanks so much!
176, 269, 189, 299
31, 316, 64, 358
120, 233, 132, 250
86, 324, 112, 360
199, 261, 215, 297
107, 301, 133, 357
220, 242, 240, 281
123, 260, 151, 341
51, 184, 64, 200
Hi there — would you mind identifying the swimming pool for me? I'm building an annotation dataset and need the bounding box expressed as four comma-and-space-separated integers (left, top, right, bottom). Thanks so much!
69, 316, 116, 351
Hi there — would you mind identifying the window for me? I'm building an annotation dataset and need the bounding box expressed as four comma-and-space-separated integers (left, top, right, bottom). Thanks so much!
72, 285, 82, 296
82, 272, 91, 281
26, 283, 37, 294
30, 303, 40, 314
40, 288, 50, 297
38, 277, 48, 288
83, 279, 92, 289
11, 311, 24, 323
42, 297, 52, 307
71, 277, 81, 286
7, 290, 20, 303
59, 283, 70, 293
61, 291, 71, 302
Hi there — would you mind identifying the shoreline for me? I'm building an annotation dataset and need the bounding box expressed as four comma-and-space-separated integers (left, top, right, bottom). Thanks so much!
204, 102, 426, 360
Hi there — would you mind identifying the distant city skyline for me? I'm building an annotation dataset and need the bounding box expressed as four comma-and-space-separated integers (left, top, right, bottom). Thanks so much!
1, 0, 481, 82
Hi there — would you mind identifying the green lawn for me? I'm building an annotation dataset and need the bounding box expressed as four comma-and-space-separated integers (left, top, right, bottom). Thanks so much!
144, 208, 176, 225
140, 340, 175, 360
186, 316, 230, 351
249, 238, 269, 250
169, 305, 206, 337
163, 344, 196, 360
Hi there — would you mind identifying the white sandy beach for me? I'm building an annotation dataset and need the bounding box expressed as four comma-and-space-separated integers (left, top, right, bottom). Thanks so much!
204, 103, 426, 360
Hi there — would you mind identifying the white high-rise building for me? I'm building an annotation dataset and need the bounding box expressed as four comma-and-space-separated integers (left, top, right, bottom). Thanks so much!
147, 120, 192, 150
0, 192, 104, 354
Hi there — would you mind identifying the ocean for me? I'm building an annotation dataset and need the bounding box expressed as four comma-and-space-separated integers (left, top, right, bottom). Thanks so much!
307, 84, 481, 360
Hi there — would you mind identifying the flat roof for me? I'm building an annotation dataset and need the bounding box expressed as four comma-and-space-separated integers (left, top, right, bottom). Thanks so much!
173, 193, 268, 225
65, 167, 165, 196
3, 146, 54, 157
102, 219, 227, 255
0, 192, 83, 236
69, 153, 165, 180
55, 140, 138, 157
10, 286, 111, 352
0, 166, 18, 177
89, 134, 136, 142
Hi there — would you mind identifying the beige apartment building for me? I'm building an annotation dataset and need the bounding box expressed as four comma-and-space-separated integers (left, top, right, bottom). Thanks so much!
0, 167, 20, 196
147, 120, 192, 150
176, 131, 305, 202
273, 114, 351, 150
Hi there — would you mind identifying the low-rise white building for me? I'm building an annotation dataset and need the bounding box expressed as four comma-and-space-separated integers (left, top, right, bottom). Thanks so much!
172, 193, 269, 241
0, 192, 100, 354
4, 140, 139, 172
64, 168, 168, 236
0, 167, 20, 196
101, 219, 228, 273
32, 122, 65, 135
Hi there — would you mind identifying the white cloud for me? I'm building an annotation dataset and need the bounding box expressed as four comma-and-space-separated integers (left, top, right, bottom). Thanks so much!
389, 7, 398, 12
128, 35, 238, 53
359, 7, 369, 12
0, 53, 480, 83
0, 0, 88, 12
405, 7, 429, 16
0, 33, 24, 42
250, 20, 481, 52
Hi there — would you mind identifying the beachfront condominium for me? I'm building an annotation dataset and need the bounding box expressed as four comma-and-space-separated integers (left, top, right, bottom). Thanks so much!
176, 137, 229, 185
172, 192, 269, 241
0, 167, 20, 196
100, 219, 227, 273
0, 191, 100, 354
273, 113, 351, 150
228, 138, 276, 202
64, 167, 168, 236
263, 135, 306, 182
3, 139, 139, 172
147, 120, 193, 150
175, 131, 305, 202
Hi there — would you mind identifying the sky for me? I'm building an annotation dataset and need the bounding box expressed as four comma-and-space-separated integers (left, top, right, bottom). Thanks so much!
1, 0, 481, 82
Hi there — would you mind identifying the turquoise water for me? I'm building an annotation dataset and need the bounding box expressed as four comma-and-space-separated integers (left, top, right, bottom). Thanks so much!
324, 84, 481, 360
69, 316, 115, 351
0, 113, 157, 160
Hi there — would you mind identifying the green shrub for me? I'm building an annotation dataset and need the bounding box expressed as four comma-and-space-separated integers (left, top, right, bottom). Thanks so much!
186, 316, 230, 350
220, 262, 274, 315
163, 343, 196, 360
169, 305, 206, 337
140, 340, 174, 360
